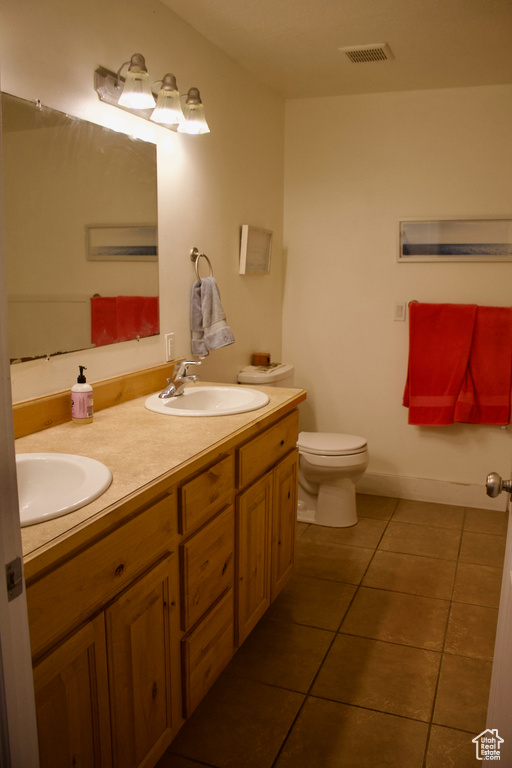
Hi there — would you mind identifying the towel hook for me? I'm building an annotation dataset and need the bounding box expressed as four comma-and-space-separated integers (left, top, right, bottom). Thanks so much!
190, 247, 214, 279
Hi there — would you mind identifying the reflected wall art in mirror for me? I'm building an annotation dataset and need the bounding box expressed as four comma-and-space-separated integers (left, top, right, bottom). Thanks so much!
1, 92, 159, 362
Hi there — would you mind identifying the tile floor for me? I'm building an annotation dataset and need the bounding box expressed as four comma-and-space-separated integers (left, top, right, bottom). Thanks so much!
156, 494, 508, 768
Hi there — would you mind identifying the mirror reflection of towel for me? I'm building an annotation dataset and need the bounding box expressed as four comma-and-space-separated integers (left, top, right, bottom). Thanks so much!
190, 277, 235, 357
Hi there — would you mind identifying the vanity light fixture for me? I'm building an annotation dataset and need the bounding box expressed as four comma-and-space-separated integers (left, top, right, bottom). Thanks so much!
94, 54, 209, 134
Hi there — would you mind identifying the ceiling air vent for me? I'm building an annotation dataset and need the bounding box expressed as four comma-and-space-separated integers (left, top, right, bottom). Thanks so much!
340, 43, 393, 63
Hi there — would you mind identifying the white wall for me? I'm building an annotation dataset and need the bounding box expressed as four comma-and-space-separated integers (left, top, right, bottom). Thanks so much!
1, 0, 285, 400
283, 85, 512, 506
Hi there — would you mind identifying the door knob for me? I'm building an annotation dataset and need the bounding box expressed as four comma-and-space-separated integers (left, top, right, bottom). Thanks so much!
486, 472, 512, 497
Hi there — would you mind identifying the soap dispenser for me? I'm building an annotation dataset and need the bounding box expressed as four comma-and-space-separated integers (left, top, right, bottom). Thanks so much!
71, 366, 94, 423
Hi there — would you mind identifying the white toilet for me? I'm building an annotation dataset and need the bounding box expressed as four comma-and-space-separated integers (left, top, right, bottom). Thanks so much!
296, 432, 369, 527
237, 364, 369, 528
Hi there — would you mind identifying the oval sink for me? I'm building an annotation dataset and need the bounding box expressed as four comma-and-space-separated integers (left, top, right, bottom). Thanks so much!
144, 385, 270, 417
16, 453, 112, 527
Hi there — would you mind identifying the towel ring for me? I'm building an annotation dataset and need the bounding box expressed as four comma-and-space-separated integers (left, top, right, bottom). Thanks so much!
190, 247, 214, 279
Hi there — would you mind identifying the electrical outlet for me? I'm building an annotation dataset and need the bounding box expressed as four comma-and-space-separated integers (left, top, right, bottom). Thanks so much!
394, 302, 407, 322
165, 333, 175, 362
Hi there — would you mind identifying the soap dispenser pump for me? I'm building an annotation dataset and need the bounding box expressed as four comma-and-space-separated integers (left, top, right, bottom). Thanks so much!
71, 365, 94, 423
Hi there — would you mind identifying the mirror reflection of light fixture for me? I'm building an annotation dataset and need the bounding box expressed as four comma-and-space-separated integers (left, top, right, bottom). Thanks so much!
177, 88, 210, 135
117, 53, 156, 109
150, 74, 184, 127
94, 54, 210, 135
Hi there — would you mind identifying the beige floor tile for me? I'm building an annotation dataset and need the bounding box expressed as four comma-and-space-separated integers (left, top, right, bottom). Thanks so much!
464, 507, 508, 536
226, 616, 334, 692
356, 494, 398, 520
452, 562, 503, 608
312, 634, 440, 720
296, 521, 309, 539
301, 517, 387, 549
274, 697, 428, 768
294, 539, 374, 584
426, 725, 482, 767
266, 573, 357, 631
379, 521, 461, 560
362, 550, 456, 599
341, 587, 450, 650
394, 499, 465, 530
459, 531, 506, 568
170, 673, 304, 768
433, 655, 492, 733
445, 603, 498, 661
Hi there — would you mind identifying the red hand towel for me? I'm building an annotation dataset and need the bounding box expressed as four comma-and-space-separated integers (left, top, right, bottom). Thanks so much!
116, 296, 159, 341
403, 303, 477, 425
454, 306, 512, 425
90, 296, 118, 346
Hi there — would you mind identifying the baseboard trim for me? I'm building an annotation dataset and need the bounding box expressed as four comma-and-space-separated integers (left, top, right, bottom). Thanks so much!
356, 471, 507, 511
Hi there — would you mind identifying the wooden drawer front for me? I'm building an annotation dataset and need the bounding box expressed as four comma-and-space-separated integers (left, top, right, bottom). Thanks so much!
179, 454, 234, 535
181, 589, 234, 717
180, 505, 234, 631
27, 492, 176, 658
237, 410, 299, 489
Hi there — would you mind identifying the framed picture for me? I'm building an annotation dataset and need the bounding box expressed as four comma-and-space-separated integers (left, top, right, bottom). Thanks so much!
239, 225, 272, 274
86, 225, 157, 261
398, 218, 512, 262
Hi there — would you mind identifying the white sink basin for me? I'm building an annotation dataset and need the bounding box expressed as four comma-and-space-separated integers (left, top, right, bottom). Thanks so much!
144, 385, 270, 417
16, 453, 112, 527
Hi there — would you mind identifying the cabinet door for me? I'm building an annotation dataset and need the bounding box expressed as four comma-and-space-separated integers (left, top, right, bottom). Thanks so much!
33, 614, 112, 768
106, 555, 179, 768
271, 450, 298, 602
236, 473, 272, 645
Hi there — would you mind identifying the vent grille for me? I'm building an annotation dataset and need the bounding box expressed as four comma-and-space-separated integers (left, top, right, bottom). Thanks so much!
340, 43, 393, 63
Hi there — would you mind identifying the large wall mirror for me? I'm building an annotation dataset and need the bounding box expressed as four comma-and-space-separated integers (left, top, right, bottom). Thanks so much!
2, 92, 159, 362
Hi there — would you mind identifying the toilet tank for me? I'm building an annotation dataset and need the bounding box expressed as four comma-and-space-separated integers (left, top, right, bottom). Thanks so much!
237, 363, 295, 388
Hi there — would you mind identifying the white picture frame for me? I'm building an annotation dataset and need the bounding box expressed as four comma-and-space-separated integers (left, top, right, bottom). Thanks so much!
86, 225, 157, 262
398, 218, 512, 262
239, 225, 272, 274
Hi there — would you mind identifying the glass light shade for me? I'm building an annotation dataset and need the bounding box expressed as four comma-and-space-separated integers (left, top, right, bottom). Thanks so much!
117, 55, 156, 109
150, 75, 184, 126
177, 89, 210, 135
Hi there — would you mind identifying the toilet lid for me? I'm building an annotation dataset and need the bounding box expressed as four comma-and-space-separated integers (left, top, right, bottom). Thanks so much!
297, 431, 367, 456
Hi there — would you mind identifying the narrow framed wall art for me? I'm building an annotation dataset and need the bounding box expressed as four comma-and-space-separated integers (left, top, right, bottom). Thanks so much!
398, 218, 512, 263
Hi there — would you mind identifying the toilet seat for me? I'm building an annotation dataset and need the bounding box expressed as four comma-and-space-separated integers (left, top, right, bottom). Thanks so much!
297, 431, 367, 457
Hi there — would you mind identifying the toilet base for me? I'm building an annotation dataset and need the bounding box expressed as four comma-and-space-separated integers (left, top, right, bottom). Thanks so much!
297, 479, 358, 528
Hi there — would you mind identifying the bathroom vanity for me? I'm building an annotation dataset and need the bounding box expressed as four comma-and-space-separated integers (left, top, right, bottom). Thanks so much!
16, 364, 306, 768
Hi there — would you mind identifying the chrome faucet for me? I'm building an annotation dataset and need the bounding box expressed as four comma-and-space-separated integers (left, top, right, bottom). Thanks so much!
158, 360, 202, 398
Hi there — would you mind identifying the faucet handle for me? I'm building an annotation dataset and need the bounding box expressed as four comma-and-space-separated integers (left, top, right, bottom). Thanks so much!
173, 360, 202, 377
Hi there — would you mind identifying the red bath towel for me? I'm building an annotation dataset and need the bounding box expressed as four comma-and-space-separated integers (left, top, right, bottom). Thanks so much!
403, 303, 477, 426
454, 306, 512, 425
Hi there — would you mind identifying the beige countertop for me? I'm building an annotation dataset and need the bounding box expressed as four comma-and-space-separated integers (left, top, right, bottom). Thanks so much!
16, 384, 306, 564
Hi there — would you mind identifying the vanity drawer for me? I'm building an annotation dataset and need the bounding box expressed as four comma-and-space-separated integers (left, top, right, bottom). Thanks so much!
180, 505, 234, 631
181, 588, 234, 717
27, 492, 176, 658
237, 410, 299, 489
179, 454, 234, 535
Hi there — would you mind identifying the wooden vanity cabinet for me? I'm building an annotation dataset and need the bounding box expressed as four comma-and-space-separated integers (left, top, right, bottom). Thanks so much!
26, 399, 303, 767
